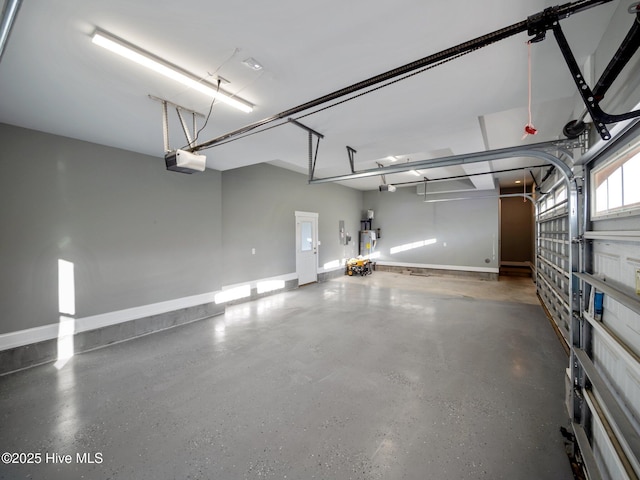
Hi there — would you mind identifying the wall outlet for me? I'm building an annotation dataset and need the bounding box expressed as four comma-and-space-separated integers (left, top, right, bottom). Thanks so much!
251, 248, 256, 255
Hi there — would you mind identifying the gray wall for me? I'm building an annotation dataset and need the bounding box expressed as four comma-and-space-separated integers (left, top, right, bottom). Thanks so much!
221, 163, 362, 285
1, 121, 501, 343
0, 123, 223, 335
363, 186, 499, 270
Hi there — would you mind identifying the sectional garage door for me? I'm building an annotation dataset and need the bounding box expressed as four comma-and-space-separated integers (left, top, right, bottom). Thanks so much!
536, 124, 640, 480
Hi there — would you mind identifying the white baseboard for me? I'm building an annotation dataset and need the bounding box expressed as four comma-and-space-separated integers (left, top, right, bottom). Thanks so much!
0, 324, 61, 352
0, 272, 301, 352
0, 289, 221, 352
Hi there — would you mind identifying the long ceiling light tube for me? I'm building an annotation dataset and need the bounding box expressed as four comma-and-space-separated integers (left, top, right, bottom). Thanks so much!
0, 0, 22, 64
91, 30, 253, 113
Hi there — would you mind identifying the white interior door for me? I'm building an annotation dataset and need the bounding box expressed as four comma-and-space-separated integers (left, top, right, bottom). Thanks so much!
295, 211, 318, 286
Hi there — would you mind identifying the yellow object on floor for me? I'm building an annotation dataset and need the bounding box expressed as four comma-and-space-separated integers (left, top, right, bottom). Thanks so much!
346, 257, 372, 276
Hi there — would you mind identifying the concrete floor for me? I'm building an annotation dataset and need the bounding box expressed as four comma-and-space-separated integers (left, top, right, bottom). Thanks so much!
0, 272, 573, 480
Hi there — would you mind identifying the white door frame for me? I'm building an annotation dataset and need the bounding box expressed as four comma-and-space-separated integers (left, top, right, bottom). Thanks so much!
295, 211, 318, 285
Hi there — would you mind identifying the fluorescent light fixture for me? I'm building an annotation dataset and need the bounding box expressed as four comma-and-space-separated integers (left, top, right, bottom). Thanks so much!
242, 57, 263, 71
91, 30, 253, 113
0, 0, 23, 64
515, 180, 522, 184
410, 170, 422, 176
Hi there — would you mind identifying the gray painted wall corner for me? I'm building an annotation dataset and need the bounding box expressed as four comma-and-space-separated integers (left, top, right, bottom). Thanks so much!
363, 186, 500, 270
221, 163, 363, 286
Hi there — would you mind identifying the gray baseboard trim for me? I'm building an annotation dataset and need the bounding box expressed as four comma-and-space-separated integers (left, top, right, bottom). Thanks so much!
0, 302, 223, 376
318, 268, 346, 283
375, 264, 499, 281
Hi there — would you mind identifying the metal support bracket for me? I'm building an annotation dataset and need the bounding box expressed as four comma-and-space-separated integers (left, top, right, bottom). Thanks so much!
347, 146, 357, 173
162, 100, 170, 153
150, 95, 205, 153
308, 132, 321, 180
287, 118, 324, 181
176, 108, 197, 149
528, 7, 640, 141
288, 118, 325, 139
375, 161, 386, 185
527, 6, 564, 43
552, 22, 613, 140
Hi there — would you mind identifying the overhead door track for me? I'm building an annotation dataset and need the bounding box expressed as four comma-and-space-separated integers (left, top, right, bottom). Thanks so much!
190, 0, 619, 153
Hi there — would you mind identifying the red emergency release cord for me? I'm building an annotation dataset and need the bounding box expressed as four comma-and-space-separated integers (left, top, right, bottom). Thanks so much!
523, 40, 538, 138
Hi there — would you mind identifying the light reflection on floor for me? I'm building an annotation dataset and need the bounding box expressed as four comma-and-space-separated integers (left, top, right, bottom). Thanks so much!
0, 270, 571, 480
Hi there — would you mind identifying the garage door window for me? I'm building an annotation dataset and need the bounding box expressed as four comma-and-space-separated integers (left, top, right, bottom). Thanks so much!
592, 140, 640, 217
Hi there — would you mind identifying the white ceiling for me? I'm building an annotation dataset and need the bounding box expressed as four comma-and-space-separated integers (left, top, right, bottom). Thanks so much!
0, 0, 622, 191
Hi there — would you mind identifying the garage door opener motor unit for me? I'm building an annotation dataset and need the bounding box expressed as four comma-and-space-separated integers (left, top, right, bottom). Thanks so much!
165, 149, 206, 174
